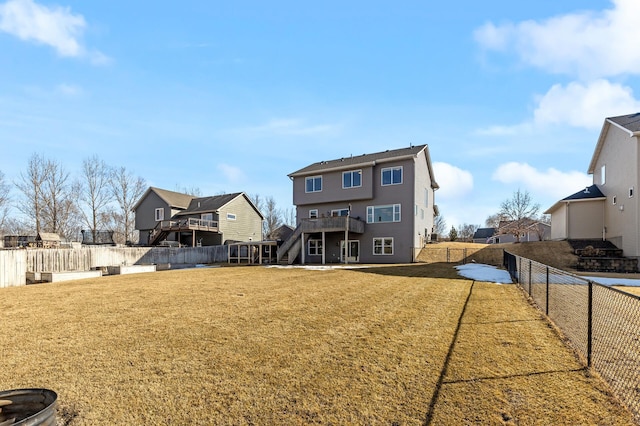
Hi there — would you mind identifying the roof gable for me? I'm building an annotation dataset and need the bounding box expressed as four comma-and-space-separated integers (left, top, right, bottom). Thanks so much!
562, 184, 605, 201
175, 192, 264, 219
133, 187, 194, 211
288, 144, 439, 189
588, 112, 640, 174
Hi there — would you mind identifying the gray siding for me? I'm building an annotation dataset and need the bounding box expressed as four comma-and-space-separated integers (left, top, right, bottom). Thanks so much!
293, 153, 435, 264
135, 191, 171, 245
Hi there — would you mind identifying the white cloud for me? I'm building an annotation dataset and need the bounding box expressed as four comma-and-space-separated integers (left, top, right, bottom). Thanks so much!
0, 0, 108, 62
474, 122, 532, 136
433, 162, 474, 200
492, 162, 591, 199
217, 163, 246, 184
474, 0, 640, 78
534, 80, 640, 129
240, 118, 341, 137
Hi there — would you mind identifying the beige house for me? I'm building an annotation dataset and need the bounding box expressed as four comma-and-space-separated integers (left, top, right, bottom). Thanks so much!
545, 113, 640, 258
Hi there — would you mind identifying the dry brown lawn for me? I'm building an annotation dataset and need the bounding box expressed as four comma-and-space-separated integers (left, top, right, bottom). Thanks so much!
0, 264, 634, 425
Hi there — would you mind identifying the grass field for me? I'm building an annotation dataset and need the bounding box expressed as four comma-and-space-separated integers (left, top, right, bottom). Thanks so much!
0, 263, 634, 425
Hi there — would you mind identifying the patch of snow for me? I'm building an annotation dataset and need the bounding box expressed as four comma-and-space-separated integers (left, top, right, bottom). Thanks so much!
581, 276, 640, 287
455, 264, 513, 284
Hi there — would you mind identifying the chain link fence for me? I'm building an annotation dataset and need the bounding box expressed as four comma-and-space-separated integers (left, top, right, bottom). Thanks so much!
504, 251, 640, 423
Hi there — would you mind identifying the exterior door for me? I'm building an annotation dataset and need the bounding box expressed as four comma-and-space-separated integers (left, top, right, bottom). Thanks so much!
340, 240, 360, 262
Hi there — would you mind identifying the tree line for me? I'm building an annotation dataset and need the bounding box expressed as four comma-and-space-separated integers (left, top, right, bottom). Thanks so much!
0, 153, 293, 245
447, 189, 550, 243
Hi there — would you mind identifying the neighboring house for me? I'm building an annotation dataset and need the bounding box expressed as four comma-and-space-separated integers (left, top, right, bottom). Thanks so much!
134, 187, 263, 247
544, 185, 606, 241
269, 224, 295, 243
472, 227, 495, 244
546, 112, 640, 258
488, 220, 550, 244
278, 145, 439, 264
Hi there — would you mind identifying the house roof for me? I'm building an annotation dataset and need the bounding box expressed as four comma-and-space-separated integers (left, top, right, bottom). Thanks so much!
174, 192, 264, 219
133, 187, 195, 211
36, 232, 61, 241
544, 184, 606, 214
288, 144, 440, 189
588, 112, 640, 174
473, 228, 495, 240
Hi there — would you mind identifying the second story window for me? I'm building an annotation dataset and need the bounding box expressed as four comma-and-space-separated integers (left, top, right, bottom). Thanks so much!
343, 170, 362, 188
306, 176, 322, 193
309, 209, 318, 219
601, 164, 606, 185
227, 213, 236, 221
367, 204, 401, 223
382, 166, 402, 186
155, 208, 164, 221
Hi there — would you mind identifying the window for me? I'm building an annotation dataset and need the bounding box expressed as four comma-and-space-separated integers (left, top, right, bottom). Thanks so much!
381, 166, 402, 186
421, 209, 425, 220
367, 204, 401, 223
155, 208, 164, 221
373, 237, 394, 255
613, 196, 617, 205
425, 188, 429, 207
227, 213, 236, 220
331, 208, 349, 217
343, 170, 362, 188
630, 187, 635, 198
309, 209, 318, 219
201, 213, 213, 222
308, 239, 323, 256
306, 176, 322, 193
601, 165, 606, 185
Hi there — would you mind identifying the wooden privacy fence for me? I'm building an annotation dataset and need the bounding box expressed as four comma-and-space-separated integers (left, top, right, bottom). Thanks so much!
0, 246, 228, 288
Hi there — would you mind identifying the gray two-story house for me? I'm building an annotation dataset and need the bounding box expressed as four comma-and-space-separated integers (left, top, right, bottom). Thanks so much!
278, 145, 439, 264
134, 187, 263, 247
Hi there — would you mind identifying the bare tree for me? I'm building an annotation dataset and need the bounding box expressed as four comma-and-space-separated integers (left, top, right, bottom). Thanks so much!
79, 156, 112, 241
485, 213, 507, 228
457, 223, 479, 242
175, 185, 201, 196
499, 189, 540, 242
14, 153, 49, 235
282, 207, 296, 227
262, 196, 282, 239
40, 158, 75, 237
433, 213, 446, 237
0, 170, 10, 235
109, 166, 146, 244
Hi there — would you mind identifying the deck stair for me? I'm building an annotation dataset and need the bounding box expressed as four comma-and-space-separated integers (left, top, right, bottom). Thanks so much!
569, 239, 638, 273
277, 223, 303, 264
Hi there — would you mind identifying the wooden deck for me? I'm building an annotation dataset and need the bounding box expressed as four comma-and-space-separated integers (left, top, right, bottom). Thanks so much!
149, 218, 219, 246
300, 216, 365, 234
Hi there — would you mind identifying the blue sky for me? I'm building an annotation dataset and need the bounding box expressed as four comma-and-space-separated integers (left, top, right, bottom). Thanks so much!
2, 0, 638, 228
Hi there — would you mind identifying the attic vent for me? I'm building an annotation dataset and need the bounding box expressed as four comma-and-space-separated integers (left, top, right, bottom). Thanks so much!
584, 187, 590, 194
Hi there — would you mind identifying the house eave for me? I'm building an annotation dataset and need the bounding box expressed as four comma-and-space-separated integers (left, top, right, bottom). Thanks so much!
544, 197, 606, 215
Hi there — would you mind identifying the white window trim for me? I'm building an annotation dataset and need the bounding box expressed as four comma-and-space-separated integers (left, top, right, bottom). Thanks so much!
309, 209, 319, 219
601, 164, 606, 185
366, 204, 401, 223
630, 187, 635, 198
373, 237, 394, 255
227, 213, 237, 221
308, 239, 323, 256
381, 166, 403, 186
613, 195, 617, 205
331, 208, 349, 217
342, 170, 362, 189
305, 176, 323, 193
155, 208, 164, 221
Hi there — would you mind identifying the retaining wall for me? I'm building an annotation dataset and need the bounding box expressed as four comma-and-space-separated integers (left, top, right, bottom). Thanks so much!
0, 246, 228, 288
